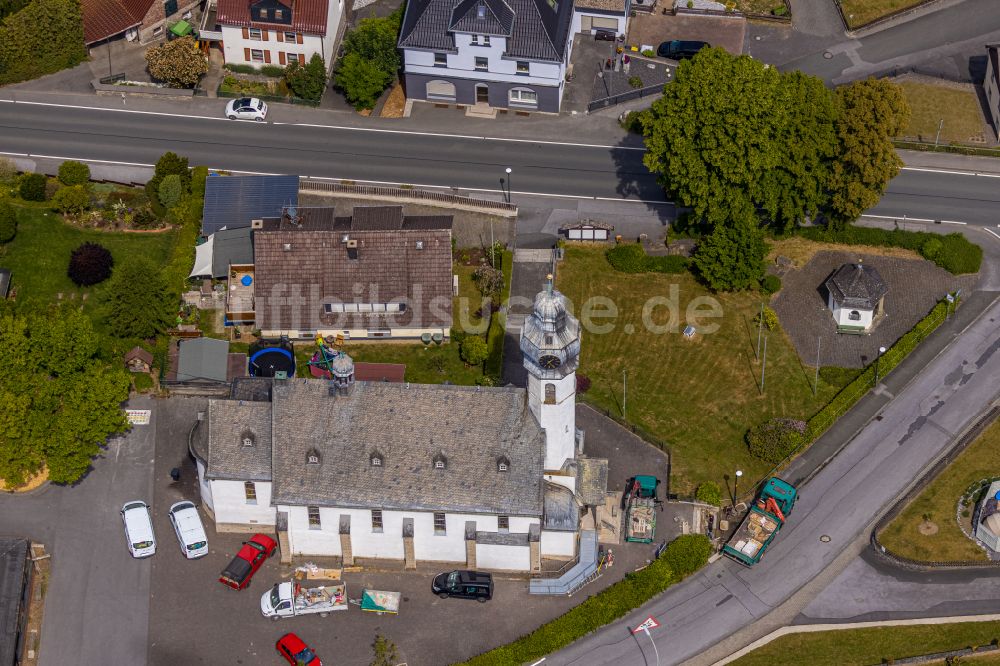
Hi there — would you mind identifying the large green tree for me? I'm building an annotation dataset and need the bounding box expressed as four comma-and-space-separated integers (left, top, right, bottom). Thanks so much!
0, 307, 129, 485
692, 211, 767, 291
286, 54, 327, 102
335, 52, 390, 110
335, 4, 404, 109
827, 78, 910, 226
145, 36, 208, 88
643, 49, 838, 231
103, 257, 176, 338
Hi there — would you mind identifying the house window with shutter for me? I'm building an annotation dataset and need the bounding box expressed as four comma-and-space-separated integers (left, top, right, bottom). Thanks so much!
259, 8, 269, 18
308, 506, 322, 529
248, 28, 262, 40
287, 52, 299, 64
285, 31, 297, 42
433, 512, 447, 535
275, 8, 283, 18
250, 49, 264, 63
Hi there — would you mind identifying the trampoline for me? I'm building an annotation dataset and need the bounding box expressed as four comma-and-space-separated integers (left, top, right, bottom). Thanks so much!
248, 341, 295, 378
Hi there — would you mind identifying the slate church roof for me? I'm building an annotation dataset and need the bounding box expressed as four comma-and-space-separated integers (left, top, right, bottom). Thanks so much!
242, 379, 547, 515
399, 0, 573, 63
825, 262, 888, 310
204, 400, 274, 482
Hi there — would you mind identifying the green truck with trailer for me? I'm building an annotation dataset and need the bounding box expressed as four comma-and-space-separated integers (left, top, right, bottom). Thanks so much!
722, 477, 798, 566
624, 475, 661, 543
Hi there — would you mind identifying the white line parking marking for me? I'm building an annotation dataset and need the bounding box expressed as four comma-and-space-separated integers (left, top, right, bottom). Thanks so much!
984, 228, 1000, 241
940, 220, 968, 225
902, 166, 1000, 178
862, 213, 935, 223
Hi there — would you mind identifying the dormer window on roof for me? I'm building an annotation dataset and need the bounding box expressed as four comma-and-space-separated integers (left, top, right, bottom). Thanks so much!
241, 430, 255, 448
370, 451, 384, 467
477, 3, 486, 18
433, 451, 448, 470
497, 456, 510, 472
306, 447, 321, 465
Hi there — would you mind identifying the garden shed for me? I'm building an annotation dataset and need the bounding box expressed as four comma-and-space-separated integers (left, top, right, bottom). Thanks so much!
124, 346, 154, 374
825, 261, 888, 334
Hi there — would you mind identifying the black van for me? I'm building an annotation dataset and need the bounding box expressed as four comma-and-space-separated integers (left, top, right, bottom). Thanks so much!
656, 40, 710, 61
431, 570, 494, 602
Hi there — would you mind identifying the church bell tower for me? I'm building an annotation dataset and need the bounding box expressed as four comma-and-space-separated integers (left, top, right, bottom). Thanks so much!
520, 276, 581, 471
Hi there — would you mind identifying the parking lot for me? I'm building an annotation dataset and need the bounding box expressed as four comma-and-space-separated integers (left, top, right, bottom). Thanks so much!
137, 396, 676, 665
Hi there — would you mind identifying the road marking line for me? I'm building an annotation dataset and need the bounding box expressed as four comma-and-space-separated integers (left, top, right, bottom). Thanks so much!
861, 214, 935, 223
983, 228, 1000, 241
291, 122, 647, 150
940, 220, 967, 225
0, 98, 645, 151
902, 166, 1000, 178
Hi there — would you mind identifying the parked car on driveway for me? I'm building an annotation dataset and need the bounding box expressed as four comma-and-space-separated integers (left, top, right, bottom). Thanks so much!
431, 570, 493, 602
276, 632, 322, 666
121, 500, 156, 558
657, 40, 710, 61
224, 97, 268, 121
219, 533, 277, 590
167, 500, 208, 559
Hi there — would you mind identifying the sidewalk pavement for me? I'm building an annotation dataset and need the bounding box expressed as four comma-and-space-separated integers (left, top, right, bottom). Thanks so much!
781, 288, 1000, 489
899, 148, 1000, 174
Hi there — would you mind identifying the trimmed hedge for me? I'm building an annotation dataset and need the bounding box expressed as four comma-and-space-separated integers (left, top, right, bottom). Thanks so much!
797, 226, 981, 275
747, 418, 807, 463
695, 481, 722, 507
463, 535, 711, 666
761, 274, 781, 295
606, 243, 689, 274
807, 298, 952, 442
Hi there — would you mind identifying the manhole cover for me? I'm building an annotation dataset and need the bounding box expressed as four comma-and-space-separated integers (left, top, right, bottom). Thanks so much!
823, 51, 833, 59
754, 35, 761, 41
820, 534, 831, 542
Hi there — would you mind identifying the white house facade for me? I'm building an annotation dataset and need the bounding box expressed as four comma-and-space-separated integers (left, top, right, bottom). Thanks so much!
217, 0, 343, 68
571, 0, 629, 38
399, 0, 575, 113
191, 283, 605, 572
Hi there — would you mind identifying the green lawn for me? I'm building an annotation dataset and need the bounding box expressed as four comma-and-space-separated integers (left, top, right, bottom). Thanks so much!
731, 621, 1000, 666
556, 245, 846, 494
878, 419, 1000, 562
837, 0, 926, 29
0, 205, 177, 352
899, 81, 986, 145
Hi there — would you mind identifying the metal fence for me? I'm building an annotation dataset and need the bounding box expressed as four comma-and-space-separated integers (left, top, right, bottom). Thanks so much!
299, 180, 518, 213
587, 83, 664, 113
99, 73, 126, 84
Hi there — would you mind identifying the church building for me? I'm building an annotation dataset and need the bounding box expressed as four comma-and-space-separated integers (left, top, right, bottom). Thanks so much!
190, 281, 607, 571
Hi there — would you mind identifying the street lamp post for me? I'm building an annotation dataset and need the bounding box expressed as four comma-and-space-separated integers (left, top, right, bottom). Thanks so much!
734, 469, 743, 507
504, 167, 512, 204
874, 346, 887, 386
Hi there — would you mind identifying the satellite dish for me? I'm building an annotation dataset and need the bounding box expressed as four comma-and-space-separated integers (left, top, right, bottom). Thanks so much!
287, 206, 297, 218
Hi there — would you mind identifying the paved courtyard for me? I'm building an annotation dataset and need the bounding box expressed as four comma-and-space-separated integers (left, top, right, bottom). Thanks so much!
626, 11, 746, 55
772, 250, 975, 368
146, 396, 674, 665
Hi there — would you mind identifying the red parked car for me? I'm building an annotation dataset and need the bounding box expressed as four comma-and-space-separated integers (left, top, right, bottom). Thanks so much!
219, 533, 276, 590
276, 632, 322, 666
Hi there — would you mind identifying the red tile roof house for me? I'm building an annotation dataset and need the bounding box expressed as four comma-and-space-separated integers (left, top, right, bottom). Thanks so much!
216, 0, 345, 69
82, 0, 200, 45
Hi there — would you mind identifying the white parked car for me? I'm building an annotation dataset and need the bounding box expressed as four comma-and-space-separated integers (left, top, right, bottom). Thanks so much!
225, 97, 268, 121
168, 500, 209, 559
121, 500, 156, 558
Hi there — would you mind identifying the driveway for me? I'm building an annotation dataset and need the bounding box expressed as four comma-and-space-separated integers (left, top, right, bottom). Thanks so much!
0, 396, 157, 666
627, 12, 746, 55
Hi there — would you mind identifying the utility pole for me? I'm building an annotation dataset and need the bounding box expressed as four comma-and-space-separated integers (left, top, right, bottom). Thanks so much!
813, 336, 821, 397
934, 118, 944, 148
760, 336, 768, 391
107, 38, 113, 77
755, 302, 764, 360
622, 368, 627, 419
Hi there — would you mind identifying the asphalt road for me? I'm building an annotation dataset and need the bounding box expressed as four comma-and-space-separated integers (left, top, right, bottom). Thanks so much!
547, 292, 1000, 666
0, 397, 156, 666
3, 101, 1000, 226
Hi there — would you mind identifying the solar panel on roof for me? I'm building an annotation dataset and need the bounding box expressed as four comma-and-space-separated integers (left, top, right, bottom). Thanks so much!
201, 175, 299, 235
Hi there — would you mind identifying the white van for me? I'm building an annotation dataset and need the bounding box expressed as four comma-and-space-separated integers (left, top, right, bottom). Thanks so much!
121, 501, 156, 558
168, 500, 208, 559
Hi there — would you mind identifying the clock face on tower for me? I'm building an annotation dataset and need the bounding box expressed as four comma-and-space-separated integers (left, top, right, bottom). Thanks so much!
539, 354, 561, 370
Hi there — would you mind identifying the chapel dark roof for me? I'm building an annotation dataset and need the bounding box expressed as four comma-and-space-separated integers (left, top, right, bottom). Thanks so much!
825, 262, 888, 310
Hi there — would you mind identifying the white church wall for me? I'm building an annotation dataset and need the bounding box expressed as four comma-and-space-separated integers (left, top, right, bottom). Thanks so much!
209, 479, 277, 530
477, 543, 531, 570
540, 529, 577, 557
